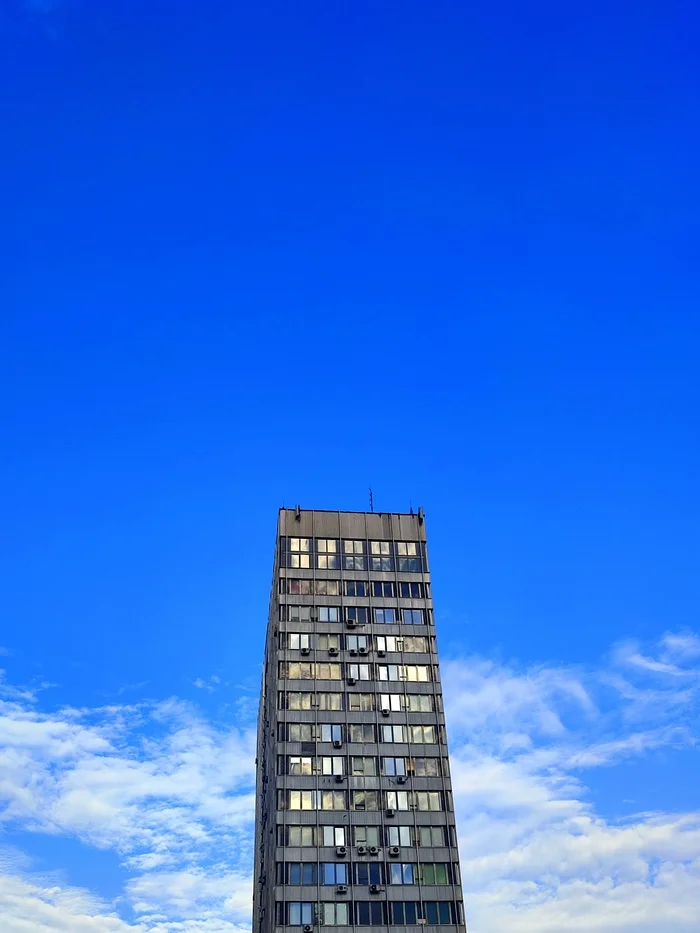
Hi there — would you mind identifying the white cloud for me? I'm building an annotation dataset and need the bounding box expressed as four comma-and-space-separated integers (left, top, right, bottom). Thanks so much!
0, 630, 699, 932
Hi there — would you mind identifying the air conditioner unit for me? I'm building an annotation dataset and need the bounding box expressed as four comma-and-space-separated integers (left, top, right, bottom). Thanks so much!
347, 677, 356, 686
335, 846, 347, 857
385, 808, 395, 817
381, 708, 391, 717
349, 648, 358, 656
368, 845, 379, 856
359, 646, 368, 655
369, 883, 381, 894
329, 647, 339, 656
303, 925, 313, 933
356, 845, 367, 855
396, 775, 407, 784
388, 846, 400, 857
301, 647, 311, 655
346, 620, 357, 628
334, 774, 345, 783
377, 649, 386, 657
336, 884, 348, 894
333, 739, 343, 748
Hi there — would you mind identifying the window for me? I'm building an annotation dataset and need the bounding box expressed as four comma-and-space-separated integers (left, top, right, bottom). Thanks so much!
343, 539, 366, 554
418, 826, 445, 847
370, 540, 393, 555
321, 790, 347, 810
372, 581, 395, 597
353, 863, 384, 885
316, 539, 339, 569
320, 756, 345, 776
286, 902, 313, 926
344, 580, 367, 597
347, 663, 371, 681
318, 606, 339, 623
320, 724, 343, 744
424, 902, 455, 925
370, 555, 394, 571
375, 608, 397, 624
389, 863, 415, 885
286, 825, 316, 846
377, 665, 399, 681
348, 693, 374, 712
345, 607, 368, 625
346, 634, 369, 652
317, 633, 341, 651
283, 790, 316, 810
412, 791, 443, 811
287, 756, 313, 775
385, 790, 409, 811
283, 579, 312, 595
286, 605, 312, 622
377, 663, 429, 681
403, 635, 428, 652
280, 692, 312, 710
389, 903, 421, 925
375, 634, 401, 652
321, 862, 347, 885
321, 825, 346, 846
286, 723, 315, 741
315, 579, 340, 596
284, 863, 317, 884
321, 903, 348, 926
419, 864, 451, 885
379, 693, 403, 712
408, 757, 441, 777
317, 692, 343, 710
351, 756, 377, 776
281, 662, 342, 680
286, 633, 311, 650
342, 540, 366, 570
399, 581, 425, 598
351, 790, 379, 810
286, 537, 311, 568
396, 542, 423, 572
381, 724, 407, 742
348, 723, 376, 743
289, 537, 311, 552
385, 826, 413, 847
382, 757, 406, 776
355, 902, 386, 925
410, 724, 437, 743
407, 693, 435, 712
402, 609, 424, 624
353, 826, 380, 846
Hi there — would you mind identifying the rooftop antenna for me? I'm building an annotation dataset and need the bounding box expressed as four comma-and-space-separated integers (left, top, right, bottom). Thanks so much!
369, 487, 374, 513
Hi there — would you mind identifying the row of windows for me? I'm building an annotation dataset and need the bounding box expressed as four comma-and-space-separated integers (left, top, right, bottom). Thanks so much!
279, 825, 452, 849
281, 582, 429, 609
280, 723, 444, 744
278, 900, 461, 926
280, 755, 445, 777
283, 554, 426, 573
279, 662, 434, 682
278, 790, 448, 812
280, 596, 432, 625
279, 691, 438, 712
283, 538, 426, 557
282, 633, 432, 653
278, 862, 457, 886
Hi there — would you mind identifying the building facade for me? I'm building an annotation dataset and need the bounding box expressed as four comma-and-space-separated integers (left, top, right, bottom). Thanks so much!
253, 508, 466, 933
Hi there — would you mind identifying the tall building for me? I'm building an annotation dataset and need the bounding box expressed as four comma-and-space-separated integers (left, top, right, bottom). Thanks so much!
253, 508, 466, 933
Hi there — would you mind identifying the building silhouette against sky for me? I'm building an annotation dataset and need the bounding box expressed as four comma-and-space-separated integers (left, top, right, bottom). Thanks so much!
254, 508, 466, 933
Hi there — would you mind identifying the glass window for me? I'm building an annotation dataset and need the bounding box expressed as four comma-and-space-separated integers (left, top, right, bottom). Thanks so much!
317, 633, 341, 651
317, 553, 340, 569
285, 863, 317, 884
287, 825, 316, 846
346, 607, 368, 625
347, 663, 371, 681
372, 581, 395, 597
322, 903, 348, 926
351, 756, 377, 776
385, 790, 409, 811
354, 863, 384, 885
322, 862, 347, 885
290, 538, 311, 552
370, 541, 392, 555
370, 555, 394, 572
316, 579, 340, 596
321, 825, 346, 847
375, 608, 397, 624
287, 723, 314, 741
399, 581, 424, 598
320, 724, 343, 743
316, 538, 338, 553
286, 606, 311, 622
379, 693, 403, 712
317, 691, 343, 710
402, 609, 424, 625
349, 723, 376, 743
386, 826, 413, 847
410, 724, 436, 744
407, 694, 434, 712
390, 902, 420, 925
343, 539, 366, 554
346, 634, 369, 652
348, 693, 374, 712
286, 633, 311, 650
287, 903, 313, 926
376, 635, 401, 652
418, 826, 445, 847
320, 756, 344, 776
403, 635, 428, 652
287, 756, 313, 775
343, 553, 367, 570
320, 790, 347, 810
381, 724, 406, 742
382, 757, 406, 776
344, 580, 367, 597
351, 790, 378, 810
318, 606, 339, 622
389, 863, 415, 885
355, 902, 386, 925
353, 826, 380, 846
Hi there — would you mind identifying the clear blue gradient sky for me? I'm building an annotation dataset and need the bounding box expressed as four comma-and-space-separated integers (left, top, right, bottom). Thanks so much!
1, 2, 699, 931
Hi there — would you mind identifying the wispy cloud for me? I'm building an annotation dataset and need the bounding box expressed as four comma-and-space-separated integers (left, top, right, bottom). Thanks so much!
0, 630, 698, 931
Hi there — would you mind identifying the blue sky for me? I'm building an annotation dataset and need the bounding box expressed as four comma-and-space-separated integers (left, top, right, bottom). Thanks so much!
1, 0, 699, 930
